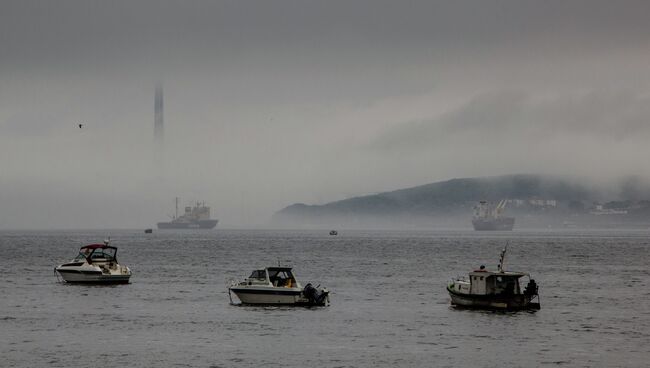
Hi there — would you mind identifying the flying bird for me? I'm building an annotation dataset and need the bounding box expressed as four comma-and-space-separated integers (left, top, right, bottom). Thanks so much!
78, 123, 84, 129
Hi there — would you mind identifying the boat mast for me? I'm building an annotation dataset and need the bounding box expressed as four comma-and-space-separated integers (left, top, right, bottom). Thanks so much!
498, 242, 508, 272
175, 197, 179, 219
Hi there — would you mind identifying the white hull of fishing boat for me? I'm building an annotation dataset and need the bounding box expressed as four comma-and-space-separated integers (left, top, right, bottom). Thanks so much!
447, 285, 538, 310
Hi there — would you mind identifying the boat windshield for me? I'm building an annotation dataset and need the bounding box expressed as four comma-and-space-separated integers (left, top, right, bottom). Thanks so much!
88, 247, 117, 262
74, 252, 89, 261
248, 270, 267, 280
268, 269, 296, 287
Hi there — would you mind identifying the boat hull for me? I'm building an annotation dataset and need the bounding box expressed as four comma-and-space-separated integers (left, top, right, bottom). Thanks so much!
472, 217, 515, 231
56, 269, 131, 284
157, 219, 218, 229
230, 287, 327, 306
447, 286, 539, 310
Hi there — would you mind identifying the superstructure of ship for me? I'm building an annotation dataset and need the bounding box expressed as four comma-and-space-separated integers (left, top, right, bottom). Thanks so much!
472, 200, 515, 231
157, 198, 219, 229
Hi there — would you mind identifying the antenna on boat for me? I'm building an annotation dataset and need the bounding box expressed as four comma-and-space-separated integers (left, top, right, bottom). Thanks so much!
498, 241, 508, 273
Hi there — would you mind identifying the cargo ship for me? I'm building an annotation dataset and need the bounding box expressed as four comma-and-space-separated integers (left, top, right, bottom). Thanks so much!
472, 200, 515, 231
157, 198, 219, 229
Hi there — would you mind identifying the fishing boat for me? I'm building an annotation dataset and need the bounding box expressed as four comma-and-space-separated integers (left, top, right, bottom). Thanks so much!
229, 266, 329, 306
447, 245, 540, 310
54, 240, 132, 284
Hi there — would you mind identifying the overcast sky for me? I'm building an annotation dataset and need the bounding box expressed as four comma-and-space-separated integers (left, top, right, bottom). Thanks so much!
1, 0, 650, 228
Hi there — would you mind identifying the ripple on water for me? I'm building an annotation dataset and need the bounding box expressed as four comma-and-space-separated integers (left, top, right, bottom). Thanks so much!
1, 229, 649, 367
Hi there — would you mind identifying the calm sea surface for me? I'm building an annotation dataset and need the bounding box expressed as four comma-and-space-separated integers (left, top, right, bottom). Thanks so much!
1, 229, 649, 367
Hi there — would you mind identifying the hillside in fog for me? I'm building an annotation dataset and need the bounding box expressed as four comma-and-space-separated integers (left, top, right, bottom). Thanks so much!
273, 174, 650, 229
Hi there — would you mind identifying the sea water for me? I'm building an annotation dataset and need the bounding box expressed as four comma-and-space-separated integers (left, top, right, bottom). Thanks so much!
1, 229, 649, 367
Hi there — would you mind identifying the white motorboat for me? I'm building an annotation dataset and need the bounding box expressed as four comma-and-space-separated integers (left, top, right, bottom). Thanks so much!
55, 240, 132, 284
447, 245, 540, 310
229, 266, 329, 306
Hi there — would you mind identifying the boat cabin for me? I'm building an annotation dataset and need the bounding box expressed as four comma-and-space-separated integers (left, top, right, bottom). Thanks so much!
75, 244, 119, 264
244, 267, 298, 288
467, 271, 526, 295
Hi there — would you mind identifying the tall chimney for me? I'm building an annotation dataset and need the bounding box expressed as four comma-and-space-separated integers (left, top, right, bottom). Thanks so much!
154, 84, 164, 143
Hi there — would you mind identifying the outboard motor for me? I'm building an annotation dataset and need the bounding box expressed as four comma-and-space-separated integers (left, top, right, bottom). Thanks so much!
303, 283, 329, 305
524, 279, 538, 296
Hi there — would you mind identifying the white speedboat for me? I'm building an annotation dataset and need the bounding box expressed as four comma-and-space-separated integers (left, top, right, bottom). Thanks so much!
229, 266, 329, 306
55, 240, 132, 284
447, 245, 540, 310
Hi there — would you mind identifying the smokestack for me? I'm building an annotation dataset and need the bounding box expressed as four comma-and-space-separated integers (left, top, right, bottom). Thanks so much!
154, 84, 164, 143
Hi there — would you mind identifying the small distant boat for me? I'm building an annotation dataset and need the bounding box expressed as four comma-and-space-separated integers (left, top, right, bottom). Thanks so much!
144, 228, 153, 234
55, 240, 131, 284
229, 266, 329, 306
329, 230, 338, 236
447, 245, 540, 310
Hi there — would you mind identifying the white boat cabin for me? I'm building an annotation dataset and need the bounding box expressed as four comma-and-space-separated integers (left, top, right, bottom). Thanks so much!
242, 267, 301, 288
453, 270, 527, 296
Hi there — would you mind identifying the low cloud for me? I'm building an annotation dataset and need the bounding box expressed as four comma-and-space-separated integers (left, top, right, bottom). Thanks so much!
2, 1, 650, 228
373, 89, 650, 152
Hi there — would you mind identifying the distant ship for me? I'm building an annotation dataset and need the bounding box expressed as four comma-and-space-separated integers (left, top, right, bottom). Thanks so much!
157, 198, 219, 229
472, 200, 515, 231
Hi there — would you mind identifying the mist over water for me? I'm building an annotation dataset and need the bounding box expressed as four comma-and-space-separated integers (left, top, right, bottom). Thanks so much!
3, 1, 650, 228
